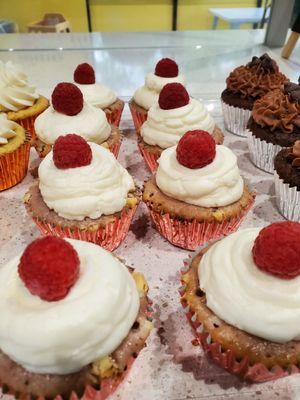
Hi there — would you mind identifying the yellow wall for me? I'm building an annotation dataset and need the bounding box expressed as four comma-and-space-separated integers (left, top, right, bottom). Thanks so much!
0, 0, 88, 32
1, 0, 258, 33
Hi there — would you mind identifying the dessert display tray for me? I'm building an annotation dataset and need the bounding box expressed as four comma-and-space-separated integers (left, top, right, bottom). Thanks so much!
1, 100, 299, 400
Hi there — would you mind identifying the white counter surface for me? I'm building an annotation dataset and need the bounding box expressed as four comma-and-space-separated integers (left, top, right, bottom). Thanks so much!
1, 30, 300, 400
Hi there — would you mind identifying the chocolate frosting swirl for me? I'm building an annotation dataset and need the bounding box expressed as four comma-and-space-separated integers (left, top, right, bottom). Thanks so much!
289, 140, 300, 167
252, 89, 300, 133
284, 80, 300, 103
226, 54, 287, 99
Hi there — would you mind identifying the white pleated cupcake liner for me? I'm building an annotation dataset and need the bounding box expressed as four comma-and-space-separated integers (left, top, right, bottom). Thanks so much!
247, 130, 283, 174
274, 171, 300, 222
221, 100, 251, 137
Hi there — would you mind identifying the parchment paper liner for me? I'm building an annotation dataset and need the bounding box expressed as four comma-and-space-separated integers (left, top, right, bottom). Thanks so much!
221, 100, 251, 138
274, 171, 300, 222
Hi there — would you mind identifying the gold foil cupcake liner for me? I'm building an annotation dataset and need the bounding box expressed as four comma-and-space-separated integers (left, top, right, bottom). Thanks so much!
221, 100, 251, 137
0, 133, 31, 191
247, 129, 283, 174
180, 257, 300, 383
274, 171, 300, 222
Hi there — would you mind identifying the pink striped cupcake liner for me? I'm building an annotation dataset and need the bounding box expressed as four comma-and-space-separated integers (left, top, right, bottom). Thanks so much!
147, 196, 255, 250
104, 101, 125, 128
129, 101, 148, 132
31, 205, 138, 252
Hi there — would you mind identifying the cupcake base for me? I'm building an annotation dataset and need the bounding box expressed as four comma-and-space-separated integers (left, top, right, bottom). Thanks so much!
143, 177, 255, 250
129, 99, 148, 132
274, 171, 300, 222
0, 131, 31, 191
138, 125, 225, 173
247, 129, 282, 174
104, 98, 125, 127
180, 252, 300, 382
33, 126, 122, 159
24, 184, 140, 251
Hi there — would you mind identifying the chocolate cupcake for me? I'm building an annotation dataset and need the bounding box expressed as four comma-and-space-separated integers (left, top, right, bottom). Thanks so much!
181, 222, 300, 382
247, 80, 300, 173
0, 236, 152, 399
221, 54, 287, 137
274, 141, 300, 221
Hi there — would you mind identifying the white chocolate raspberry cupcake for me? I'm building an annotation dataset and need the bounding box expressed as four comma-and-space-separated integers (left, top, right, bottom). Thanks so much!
0, 236, 152, 399
73, 63, 124, 127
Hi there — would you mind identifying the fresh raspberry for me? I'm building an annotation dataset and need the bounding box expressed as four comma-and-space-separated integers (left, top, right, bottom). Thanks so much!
52, 82, 83, 116
53, 134, 92, 169
155, 58, 179, 78
74, 63, 96, 84
252, 221, 300, 279
176, 130, 216, 169
159, 83, 189, 110
18, 236, 80, 302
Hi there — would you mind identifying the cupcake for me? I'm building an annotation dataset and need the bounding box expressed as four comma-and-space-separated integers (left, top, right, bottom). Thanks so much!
73, 63, 124, 127
143, 130, 255, 250
221, 54, 287, 137
129, 58, 185, 131
24, 134, 139, 251
181, 221, 300, 382
0, 235, 152, 399
247, 81, 300, 173
34, 83, 121, 158
139, 83, 224, 172
0, 113, 31, 191
0, 61, 48, 140
274, 141, 300, 221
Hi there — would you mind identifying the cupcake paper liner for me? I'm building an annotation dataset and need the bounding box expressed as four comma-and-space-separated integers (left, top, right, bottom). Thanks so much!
274, 171, 300, 222
147, 197, 255, 250
104, 102, 125, 128
0, 133, 31, 191
247, 130, 283, 174
129, 102, 148, 132
221, 100, 251, 138
179, 261, 299, 383
32, 205, 138, 252
138, 142, 159, 173
109, 138, 122, 158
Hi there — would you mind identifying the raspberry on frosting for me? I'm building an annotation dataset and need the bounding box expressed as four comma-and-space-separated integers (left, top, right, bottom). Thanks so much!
53, 134, 92, 169
159, 83, 189, 110
74, 63, 96, 85
176, 130, 216, 169
252, 221, 300, 279
18, 236, 80, 302
52, 82, 83, 116
155, 58, 179, 78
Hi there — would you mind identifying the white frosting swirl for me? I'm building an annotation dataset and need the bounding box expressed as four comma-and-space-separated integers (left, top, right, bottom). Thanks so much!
0, 239, 140, 374
133, 72, 185, 110
199, 228, 300, 343
34, 102, 111, 145
39, 143, 135, 220
141, 98, 215, 148
0, 61, 39, 111
156, 145, 244, 207
75, 82, 117, 109
0, 113, 18, 144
